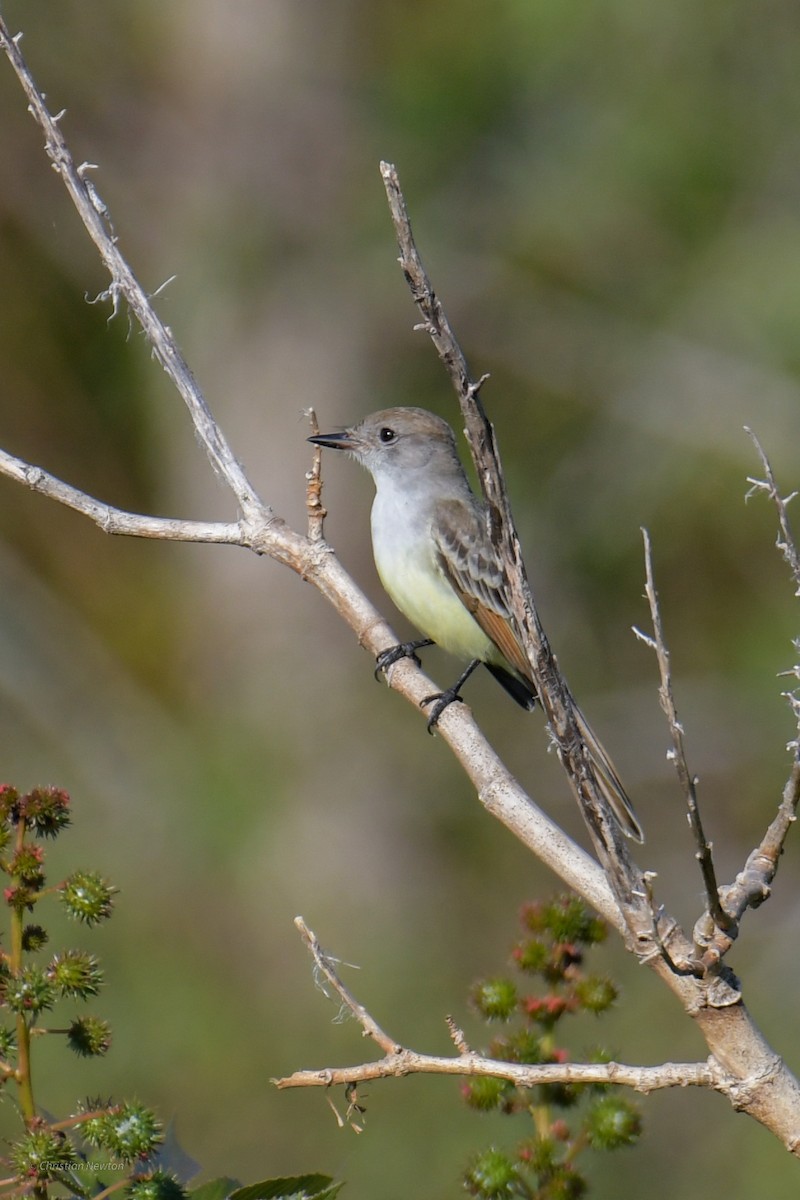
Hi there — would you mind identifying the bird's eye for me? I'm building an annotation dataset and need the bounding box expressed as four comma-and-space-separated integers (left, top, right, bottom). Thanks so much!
379, 427, 397, 444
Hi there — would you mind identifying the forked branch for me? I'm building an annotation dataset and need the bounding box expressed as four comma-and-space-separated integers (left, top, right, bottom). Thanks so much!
275, 919, 726, 1098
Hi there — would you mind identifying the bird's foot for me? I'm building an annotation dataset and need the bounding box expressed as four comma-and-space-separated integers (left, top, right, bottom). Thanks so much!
420, 659, 481, 733
420, 686, 465, 733
374, 638, 434, 680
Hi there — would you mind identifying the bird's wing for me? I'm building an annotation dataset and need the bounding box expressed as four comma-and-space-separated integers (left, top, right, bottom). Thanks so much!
432, 496, 532, 682
433, 497, 643, 842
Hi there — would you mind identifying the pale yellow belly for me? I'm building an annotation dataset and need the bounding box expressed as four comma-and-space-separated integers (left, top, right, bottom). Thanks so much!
375, 549, 495, 664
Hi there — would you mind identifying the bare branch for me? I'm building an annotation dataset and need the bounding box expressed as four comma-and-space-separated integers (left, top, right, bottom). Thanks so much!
304, 409, 327, 543
275, 1048, 723, 1095
0, 446, 242, 544
0, 15, 260, 516
277, 919, 726, 1096
745, 427, 800, 596
711, 730, 800, 939
637, 528, 728, 938
689, 435, 800, 951
293, 917, 400, 1056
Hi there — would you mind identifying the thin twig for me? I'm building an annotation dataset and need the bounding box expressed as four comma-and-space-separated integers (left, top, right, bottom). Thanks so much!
693, 434, 800, 955
294, 917, 401, 1055
637, 528, 729, 937
0, 446, 243, 544
445, 1015, 470, 1054
304, 408, 327, 542
745, 427, 800, 596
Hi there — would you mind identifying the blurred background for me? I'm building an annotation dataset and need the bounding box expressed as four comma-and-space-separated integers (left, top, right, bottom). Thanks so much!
1, 1, 799, 1195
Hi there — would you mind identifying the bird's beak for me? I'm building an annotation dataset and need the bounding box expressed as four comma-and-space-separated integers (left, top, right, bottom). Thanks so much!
307, 429, 356, 451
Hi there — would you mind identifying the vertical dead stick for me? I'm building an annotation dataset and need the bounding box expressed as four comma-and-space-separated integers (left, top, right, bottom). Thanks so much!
638, 528, 730, 934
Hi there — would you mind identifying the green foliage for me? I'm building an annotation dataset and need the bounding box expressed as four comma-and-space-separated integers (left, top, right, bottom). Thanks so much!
227, 1176, 344, 1200
190, 1181, 242, 1200
0, 783, 343, 1199
462, 894, 641, 1198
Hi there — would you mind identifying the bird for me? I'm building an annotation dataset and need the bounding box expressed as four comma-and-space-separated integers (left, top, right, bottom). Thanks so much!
308, 406, 643, 843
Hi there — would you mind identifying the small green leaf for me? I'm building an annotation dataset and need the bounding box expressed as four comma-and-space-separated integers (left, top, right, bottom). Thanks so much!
189, 1179, 241, 1200
228, 1175, 341, 1200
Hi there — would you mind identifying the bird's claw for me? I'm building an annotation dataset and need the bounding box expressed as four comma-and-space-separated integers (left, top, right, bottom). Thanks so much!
420, 688, 465, 733
374, 639, 434, 681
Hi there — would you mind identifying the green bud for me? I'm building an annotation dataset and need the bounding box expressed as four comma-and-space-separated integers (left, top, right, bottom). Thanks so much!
538, 1080, 581, 1109
584, 1096, 642, 1150
8, 843, 45, 887
573, 975, 618, 1014
1, 965, 57, 1015
494, 1028, 544, 1065
542, 897, 606, 947
20, 786, 71, 837
462, 1076, 509, 1111
0, 785, 19, 823
512, 937, 550, 974
78, 1101, 117, 1146
126, 1170, 188, 1200
99, 1100, 163, 1161
4, 883, 38, 914
10, 1127, 77, 1179
48, 950, 103, 998
60, 871, 115, 925
524, 1134, 558, 1173
464, 1147, 519, 1198
22, 924, 49, 952
548, 1167, 587, 1200
68, 1015, 112, 1057
471, 978, 518, 1022
0, 1025, 15, 1057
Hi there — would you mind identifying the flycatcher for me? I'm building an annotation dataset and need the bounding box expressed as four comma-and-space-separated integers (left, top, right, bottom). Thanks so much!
309, 406, 643, 843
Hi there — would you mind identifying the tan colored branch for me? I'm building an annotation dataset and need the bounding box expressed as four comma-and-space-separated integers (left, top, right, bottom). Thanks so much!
746, 426, 800, 595
0, 446, 242, 544
276, 919, 726, 1098
275, 1048, 723, 1094
293, 918, 400, 1055
635, 528, 729, 964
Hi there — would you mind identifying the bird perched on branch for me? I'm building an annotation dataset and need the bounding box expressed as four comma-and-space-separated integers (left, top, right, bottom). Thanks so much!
309, 406, 643, 843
